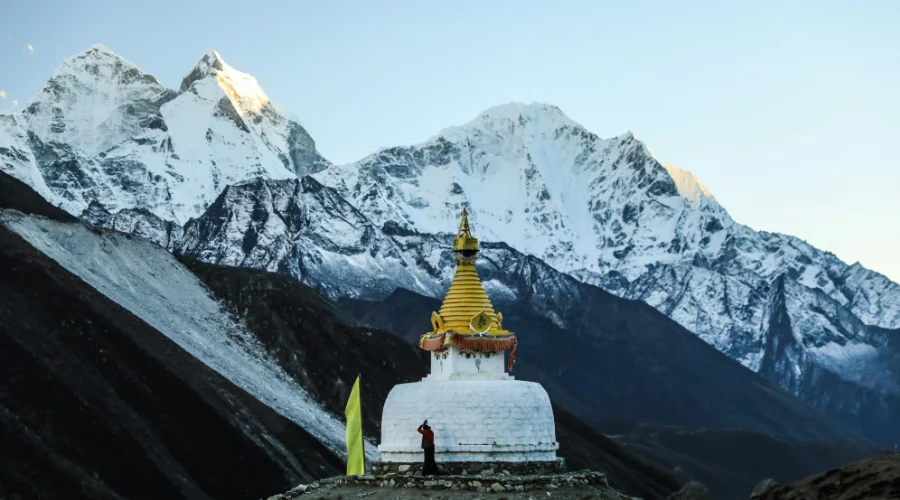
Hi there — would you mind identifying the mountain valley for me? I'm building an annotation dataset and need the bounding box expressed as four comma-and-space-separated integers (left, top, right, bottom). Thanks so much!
1, 44, 899, 499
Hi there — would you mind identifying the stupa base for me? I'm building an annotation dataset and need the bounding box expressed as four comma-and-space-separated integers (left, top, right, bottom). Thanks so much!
371, 458, 565, 476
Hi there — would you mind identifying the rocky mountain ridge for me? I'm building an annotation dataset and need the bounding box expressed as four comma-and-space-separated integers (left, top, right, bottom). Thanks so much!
155, 173, 897, 445
2, 170, 878, 500
0, 173, 687, 500
311, 101, 900, 442
0, 44, 328, 224
3, 45, 899, 447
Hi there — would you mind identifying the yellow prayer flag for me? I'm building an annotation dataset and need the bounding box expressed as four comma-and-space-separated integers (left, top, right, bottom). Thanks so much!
344, 375, 365, 475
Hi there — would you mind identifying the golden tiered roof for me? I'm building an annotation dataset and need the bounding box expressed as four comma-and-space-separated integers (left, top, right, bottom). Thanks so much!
420, 208, 516, 353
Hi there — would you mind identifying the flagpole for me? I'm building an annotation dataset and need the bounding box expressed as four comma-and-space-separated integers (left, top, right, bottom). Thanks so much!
358, 372, 365, 474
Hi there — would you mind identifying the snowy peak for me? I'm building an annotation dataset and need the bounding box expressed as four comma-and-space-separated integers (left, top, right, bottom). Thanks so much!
63, 43, 121, 66
617, 130, 638, 141
438, 101, 582, 143
179, 50, 226, 91
315, 101, 738, 283
39, 44, 165, 103
3, 45, 329, 224
474, 101, 570, 124
662, 164, 718, 209
182, 51, 218, 83
180, 50, 270, 117
53, 44, 157, 81
22, 44, 172, 158
447, 101, 640, 150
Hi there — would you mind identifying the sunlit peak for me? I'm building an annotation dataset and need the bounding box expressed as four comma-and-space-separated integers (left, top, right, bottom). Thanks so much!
205, 52, 270, 115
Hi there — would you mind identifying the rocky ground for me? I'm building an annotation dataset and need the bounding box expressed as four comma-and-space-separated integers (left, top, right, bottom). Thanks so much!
286, 485, 626, 499
756, 454, 900, 500
264, 471, 636, 500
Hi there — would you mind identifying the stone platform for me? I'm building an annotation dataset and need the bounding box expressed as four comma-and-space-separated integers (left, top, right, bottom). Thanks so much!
371, 459, 566, 476
264, 470, 612, 499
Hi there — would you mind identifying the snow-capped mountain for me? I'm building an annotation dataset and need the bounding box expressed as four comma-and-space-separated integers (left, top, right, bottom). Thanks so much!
311, 102, 900, 437
169, 175, 898, 446
0, 44, 328, 223
315, 102, 897, 327
0, 207, 353, 456
162, 173, 899, 444
0, 166, 888, 500
4, 46, 900, 446
315, 103, 732, 280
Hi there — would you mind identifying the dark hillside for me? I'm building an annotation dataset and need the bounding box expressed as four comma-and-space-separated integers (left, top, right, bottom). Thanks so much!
339, 287, 878, 499
0, 170, 75, 222
0, 175, 679, 499
182, 259, 681, 500
338, 286, 865, 443
0, 224, 342, 500
757, 455, 900, 500
613, 425, 876, 499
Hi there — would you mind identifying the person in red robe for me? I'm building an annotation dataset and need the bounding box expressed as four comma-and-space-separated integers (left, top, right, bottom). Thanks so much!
418, 420, 439, 475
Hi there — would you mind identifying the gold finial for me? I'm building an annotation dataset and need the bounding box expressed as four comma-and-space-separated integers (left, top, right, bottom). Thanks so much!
452, 208, 479, 254
457, 207, 471, 238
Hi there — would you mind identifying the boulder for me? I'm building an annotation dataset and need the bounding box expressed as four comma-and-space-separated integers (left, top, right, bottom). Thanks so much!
667, 480, 713, 500
751, 478, 778, 498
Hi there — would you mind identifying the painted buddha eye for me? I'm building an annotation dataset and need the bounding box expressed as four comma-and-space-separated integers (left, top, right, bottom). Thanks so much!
459, 349, 476, 359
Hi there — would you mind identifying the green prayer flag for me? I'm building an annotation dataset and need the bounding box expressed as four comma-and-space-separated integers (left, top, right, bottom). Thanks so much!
344, 375, 365, 475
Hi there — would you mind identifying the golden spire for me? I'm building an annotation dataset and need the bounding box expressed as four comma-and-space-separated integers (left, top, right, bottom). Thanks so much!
427, 208, 510, 337
452, 207, 480, 256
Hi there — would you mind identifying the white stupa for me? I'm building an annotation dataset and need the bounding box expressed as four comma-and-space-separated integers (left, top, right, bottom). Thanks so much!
378, 209, 558, 464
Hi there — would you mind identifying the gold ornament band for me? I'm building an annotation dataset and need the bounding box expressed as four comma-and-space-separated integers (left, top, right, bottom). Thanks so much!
419, 331, 518, 371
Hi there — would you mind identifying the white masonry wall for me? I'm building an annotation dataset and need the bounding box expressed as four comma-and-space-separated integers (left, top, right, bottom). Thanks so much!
378, 379, 558, 463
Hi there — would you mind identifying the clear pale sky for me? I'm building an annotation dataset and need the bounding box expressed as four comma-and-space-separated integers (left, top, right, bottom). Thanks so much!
1, 0, 898, 282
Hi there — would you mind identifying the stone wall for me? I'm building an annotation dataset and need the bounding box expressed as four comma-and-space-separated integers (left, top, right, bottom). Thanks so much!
371, 459, 565, 476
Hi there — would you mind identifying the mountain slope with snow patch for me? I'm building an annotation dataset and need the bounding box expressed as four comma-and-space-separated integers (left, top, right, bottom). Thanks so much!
0, 208, 355, 458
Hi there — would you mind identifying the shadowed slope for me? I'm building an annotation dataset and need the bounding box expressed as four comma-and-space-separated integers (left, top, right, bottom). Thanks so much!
757, 455, 900, 500
339, 284, 866, 443
180, 260, 681, 500
0, 224, 342, 500
339, 287, 879, 499
0, 172, 678, 499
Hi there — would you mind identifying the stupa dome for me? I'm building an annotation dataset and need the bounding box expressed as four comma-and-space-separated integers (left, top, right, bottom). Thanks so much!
378, 380, 557, 462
